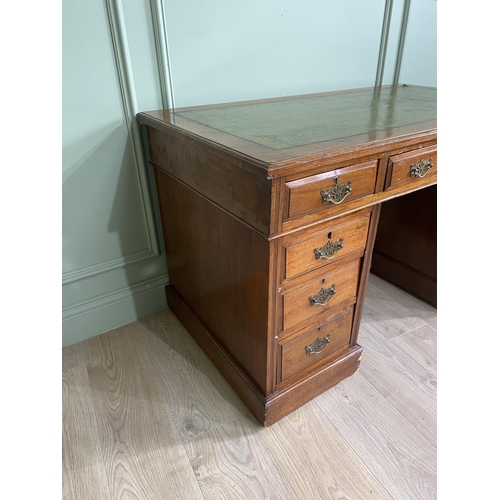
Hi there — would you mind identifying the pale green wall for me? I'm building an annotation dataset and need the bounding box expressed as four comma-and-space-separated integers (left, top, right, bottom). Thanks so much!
62, 0, 436, 347
62, 0, 169, 347
379, 0, 437, 87
164, 0, 386, 107
399, 0, 437, 87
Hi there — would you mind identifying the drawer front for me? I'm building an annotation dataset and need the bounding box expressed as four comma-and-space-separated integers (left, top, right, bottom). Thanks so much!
387, 145, 437, 190
280, 306, 354, 382
282, 260, 360, 331
284, 160, 378, 220
285, 213, 370, 280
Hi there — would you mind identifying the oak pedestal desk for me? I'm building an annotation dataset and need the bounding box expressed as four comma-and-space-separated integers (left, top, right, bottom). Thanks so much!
137, 85, 437, 426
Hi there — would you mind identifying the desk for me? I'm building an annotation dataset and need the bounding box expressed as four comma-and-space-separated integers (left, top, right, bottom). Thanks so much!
138, 85, 437, 426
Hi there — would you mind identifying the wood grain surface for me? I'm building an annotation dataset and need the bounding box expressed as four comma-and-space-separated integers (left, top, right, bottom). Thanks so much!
155, 169, 271, 394
285, 160, 378, 219
386, 144, 437, 190
183, 417, 298, 500
282, 260, 360, 331
284, 211, 370, 279
315, 372, 436, 500
372, 184, 437, 305
62, 343, 86, 373
280, 306, 354, 381
361, 280, 428, 339
358, 319, 437, 442
83, 326, 203, 500
259, 403, 393, 500
62, 367, 110, 500
147, 127, 272, 236
391, 324, 437, 377
369, 273, 437, 329
62, 273, 437, 500
139, 311, 251, 441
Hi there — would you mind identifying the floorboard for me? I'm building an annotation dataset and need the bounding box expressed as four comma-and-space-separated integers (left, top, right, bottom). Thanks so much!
183, 417, 298, 500
62, 343, 86, 373
258, 403, 393, 499
362, 281, 428, 340
358, 318, 437, 442
314, 374, 437, 500
139, 311, 250, 442
84, 326, 203, 500
62, 274, 437, 500
369, 273, 437, 330
62, 366, 111, 500
391, 324, 437, 377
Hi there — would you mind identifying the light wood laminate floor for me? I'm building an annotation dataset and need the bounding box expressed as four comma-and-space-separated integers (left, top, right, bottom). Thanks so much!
62, 274, 437, 500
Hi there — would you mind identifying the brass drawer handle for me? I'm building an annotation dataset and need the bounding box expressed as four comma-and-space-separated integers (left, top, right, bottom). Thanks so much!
305, 334, 330, 355
320, 178, 352, 204
314, 238, 344, 260
309, 284, 336, 306
410, 158, 433, 178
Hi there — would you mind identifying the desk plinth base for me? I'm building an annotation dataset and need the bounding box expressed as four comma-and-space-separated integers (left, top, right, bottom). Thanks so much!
165, 285, 362, 426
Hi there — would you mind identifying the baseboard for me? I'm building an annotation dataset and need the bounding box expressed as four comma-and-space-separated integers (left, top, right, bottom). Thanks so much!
62, 278, 168, 347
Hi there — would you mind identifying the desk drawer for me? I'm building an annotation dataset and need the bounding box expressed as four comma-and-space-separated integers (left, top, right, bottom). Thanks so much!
284, 160, 378, 220
280, 306, 354, 382
387, 145, 437, 190
282, 260, 360, 331
284, 212, 370, 279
